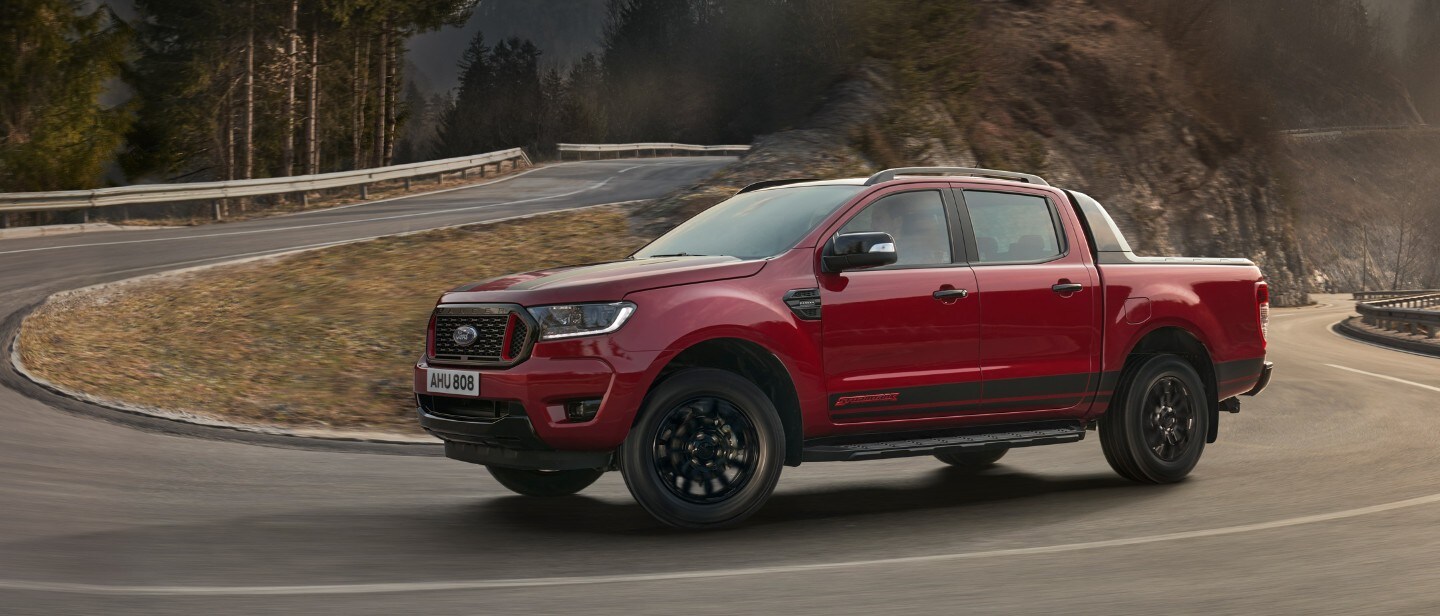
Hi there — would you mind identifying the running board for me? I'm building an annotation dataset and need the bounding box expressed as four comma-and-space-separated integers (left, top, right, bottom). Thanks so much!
801, 423, 1086, 463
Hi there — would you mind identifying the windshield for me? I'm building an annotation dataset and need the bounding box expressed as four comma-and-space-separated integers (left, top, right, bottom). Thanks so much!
634, 185, 863, 260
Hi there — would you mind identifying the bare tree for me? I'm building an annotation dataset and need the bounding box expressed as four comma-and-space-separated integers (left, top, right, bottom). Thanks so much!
241, 0, 255, 181
304, 9, 321, 174
281, 0, 299, 176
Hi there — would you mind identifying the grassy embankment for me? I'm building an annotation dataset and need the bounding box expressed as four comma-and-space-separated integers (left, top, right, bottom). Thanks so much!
18, 207, 645, 434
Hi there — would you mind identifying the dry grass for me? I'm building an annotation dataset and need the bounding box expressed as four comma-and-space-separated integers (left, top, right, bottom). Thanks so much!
18, 206, 647, 434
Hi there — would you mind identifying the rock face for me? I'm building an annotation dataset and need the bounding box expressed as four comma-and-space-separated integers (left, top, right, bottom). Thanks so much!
1279, 129, 1440, 292
638, 0, 1309, 305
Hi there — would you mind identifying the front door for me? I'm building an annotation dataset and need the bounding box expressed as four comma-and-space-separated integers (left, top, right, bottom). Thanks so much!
957, 187, 1099, 414
819, 186, 982, 423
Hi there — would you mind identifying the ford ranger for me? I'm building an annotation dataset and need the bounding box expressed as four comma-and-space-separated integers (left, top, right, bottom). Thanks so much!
414, 166, 1274, 528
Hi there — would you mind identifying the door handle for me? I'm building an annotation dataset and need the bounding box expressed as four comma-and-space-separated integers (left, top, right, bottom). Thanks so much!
933, 289, 969, 300
1052, 283, 1083, 294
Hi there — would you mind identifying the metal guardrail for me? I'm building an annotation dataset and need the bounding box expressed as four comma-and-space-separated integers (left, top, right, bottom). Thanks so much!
1351, 290, 1440, 301
556, 143, 750, 160
1277, 125, 1434, 136
0, 148, 531, 219
1356, 292, 1440, 339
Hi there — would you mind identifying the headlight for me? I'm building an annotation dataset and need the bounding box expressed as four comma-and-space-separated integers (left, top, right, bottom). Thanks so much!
527, 302, 636, 340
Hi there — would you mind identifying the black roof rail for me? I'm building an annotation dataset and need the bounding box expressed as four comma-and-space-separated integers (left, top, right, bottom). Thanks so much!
864, 167, 1049, 186
736, 178, 820, 194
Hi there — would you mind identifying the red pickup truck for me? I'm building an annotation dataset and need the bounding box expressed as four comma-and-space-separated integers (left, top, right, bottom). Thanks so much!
414, 167, 1273, 528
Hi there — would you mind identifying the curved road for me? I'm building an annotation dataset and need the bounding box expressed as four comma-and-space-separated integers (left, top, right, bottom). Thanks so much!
4, 159, 1440, 614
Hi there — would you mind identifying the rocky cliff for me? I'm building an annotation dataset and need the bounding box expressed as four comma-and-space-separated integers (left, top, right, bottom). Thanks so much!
636, 0, 1309, 305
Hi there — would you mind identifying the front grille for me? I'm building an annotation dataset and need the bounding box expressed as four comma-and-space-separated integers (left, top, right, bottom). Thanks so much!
429, 304, 534, 366
434, 314, 508, 358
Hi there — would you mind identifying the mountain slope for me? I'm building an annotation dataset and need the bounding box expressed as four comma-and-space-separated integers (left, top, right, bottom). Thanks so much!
640, 0, 1308, 305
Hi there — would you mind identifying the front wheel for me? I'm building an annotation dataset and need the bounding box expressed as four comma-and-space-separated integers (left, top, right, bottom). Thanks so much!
487, 466, 604, 497
1099, 354, 1209, 484
620, 368, 785, 529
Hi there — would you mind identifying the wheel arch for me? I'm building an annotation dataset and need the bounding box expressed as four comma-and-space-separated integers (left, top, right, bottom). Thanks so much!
1119, 325, 1220, 443
650, 337, 805, 466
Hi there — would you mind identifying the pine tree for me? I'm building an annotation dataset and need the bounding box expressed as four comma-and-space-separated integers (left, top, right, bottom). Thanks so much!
0, 0, 131, 191
559, 52, 607, 143
436, 31, 494, 157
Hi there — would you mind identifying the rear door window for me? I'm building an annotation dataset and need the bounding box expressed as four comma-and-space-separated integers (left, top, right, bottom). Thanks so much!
962, 191, 1064, 263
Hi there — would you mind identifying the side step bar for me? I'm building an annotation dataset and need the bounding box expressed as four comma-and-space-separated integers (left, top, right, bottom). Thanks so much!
801, 423, 1086, 463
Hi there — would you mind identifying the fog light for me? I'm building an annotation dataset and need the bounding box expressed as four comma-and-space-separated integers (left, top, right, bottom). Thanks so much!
565, 399, 602, 423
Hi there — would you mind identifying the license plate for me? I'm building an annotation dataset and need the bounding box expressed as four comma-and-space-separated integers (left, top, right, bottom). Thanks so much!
426, 368, 479, 396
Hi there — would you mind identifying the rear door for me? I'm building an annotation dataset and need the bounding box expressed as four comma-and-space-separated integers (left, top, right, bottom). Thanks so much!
818, 184, 983, 423
955, 185, 1100, 414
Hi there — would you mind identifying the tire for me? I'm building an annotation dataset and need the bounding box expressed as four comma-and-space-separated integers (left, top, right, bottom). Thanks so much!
934, 448, 1007, 471
487, 466, 604, 497
1099, 354, 1209, 484
620, 368, 785, 529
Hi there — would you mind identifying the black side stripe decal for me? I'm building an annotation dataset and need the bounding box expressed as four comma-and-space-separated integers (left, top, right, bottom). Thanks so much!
829, 381, 981, 409
984, 373, 1091, 400
827, 368, 1129, 418
834, 397, 1087, 420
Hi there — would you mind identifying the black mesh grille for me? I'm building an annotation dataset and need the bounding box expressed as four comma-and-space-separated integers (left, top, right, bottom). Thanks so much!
508, 320, 529, 357
429, 304, 534, 366
433, 314, 508, 359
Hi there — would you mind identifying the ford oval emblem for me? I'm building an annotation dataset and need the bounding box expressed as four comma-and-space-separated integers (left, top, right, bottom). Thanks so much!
452, 325, 480, 347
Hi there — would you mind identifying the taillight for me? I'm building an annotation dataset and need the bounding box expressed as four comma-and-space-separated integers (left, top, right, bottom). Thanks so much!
1256, 283, 1269, 348
425, 312, 437, 357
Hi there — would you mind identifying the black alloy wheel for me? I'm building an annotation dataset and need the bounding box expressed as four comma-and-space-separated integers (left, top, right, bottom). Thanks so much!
1143, 376, 1196, 462
651, 396, 758, 504
621, 368, 784, 529
1100, 354, 1209, 484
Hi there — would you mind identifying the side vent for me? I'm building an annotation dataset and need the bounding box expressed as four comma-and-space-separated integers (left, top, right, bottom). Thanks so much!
783, 288, 822, 320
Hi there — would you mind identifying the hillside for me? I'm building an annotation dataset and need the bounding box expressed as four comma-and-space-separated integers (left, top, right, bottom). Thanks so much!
638, 0, 1309, 305
1280, 129, 1440, 291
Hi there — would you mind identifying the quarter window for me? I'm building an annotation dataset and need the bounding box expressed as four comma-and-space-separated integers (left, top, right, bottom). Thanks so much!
964, 191, 1062, 263
839, 190, 952, 266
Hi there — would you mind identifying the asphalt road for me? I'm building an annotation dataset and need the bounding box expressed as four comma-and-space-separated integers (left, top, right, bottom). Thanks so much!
3, 159, 1440, 614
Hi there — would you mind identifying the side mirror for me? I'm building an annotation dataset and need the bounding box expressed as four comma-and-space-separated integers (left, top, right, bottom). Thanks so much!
823, 232, 898, 272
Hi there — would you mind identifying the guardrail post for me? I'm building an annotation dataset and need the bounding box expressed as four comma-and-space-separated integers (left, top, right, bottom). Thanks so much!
0, 213, 8, 229
212, 199, 223, 221
461, 168, 468, 179
404, 178, 411, 191
299, 191, 308, 207
360, 183, 369, 200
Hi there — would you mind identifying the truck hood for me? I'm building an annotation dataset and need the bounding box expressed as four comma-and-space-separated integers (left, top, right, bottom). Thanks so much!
439, 256, 766, 305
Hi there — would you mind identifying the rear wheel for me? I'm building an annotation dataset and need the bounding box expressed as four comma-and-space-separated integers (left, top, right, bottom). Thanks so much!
1100, 354, 1208, 483
620, 368, 784, 529
486, 466, 604, 497
934, 448, 1007, 471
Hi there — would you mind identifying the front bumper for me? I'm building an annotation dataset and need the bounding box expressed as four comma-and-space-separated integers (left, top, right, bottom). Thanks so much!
418, 406, 613, 470
1243, 361, 1274, 396
415, 349, 661, 452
